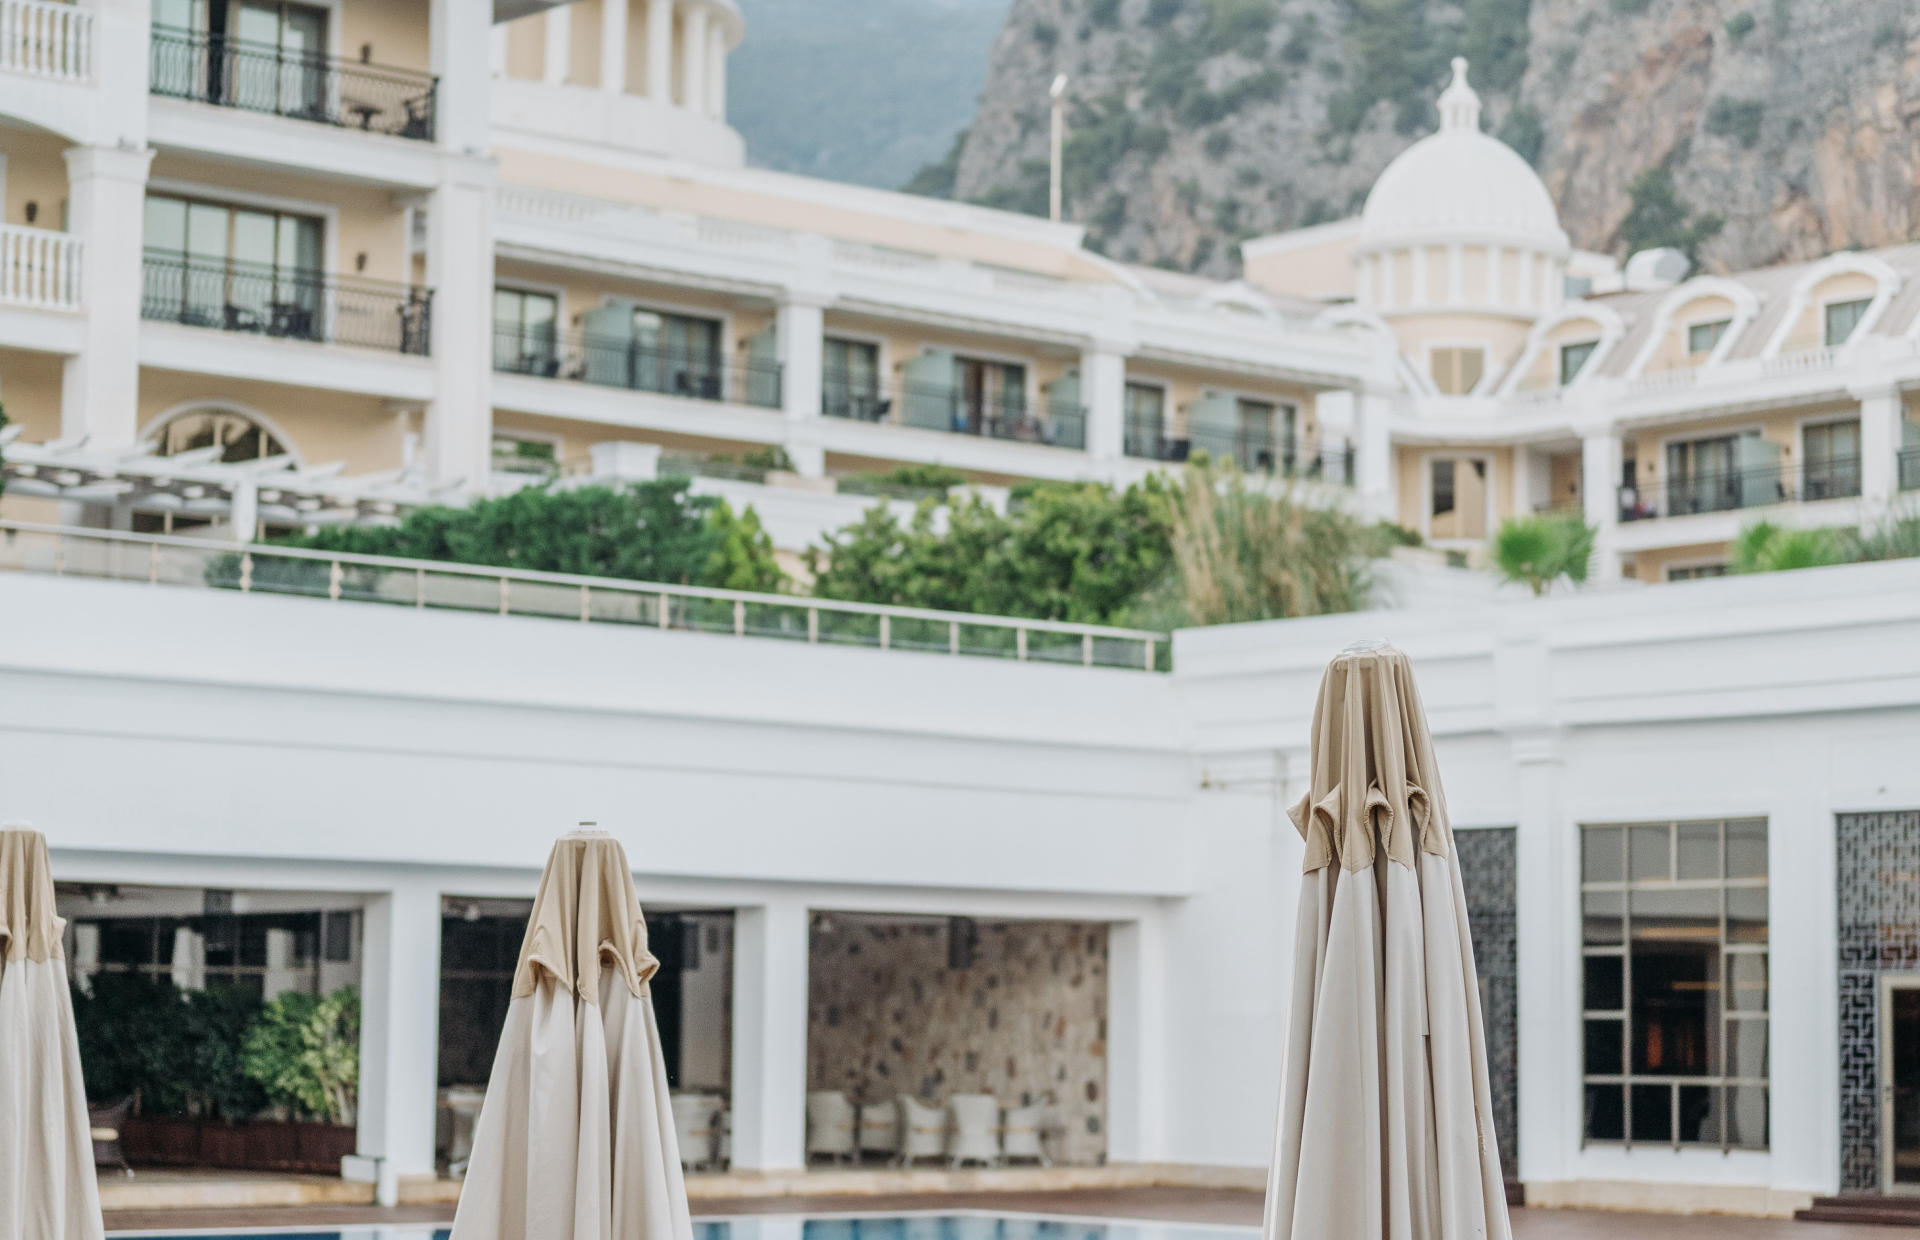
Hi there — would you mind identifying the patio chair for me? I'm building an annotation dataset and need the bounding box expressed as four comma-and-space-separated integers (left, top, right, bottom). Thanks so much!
805, 1089, 856, 1164
858, 1097, 901, 1161
718, 1106, 731, 1168
896, 1094, 947, 1166
1001, 1099, 1049, 1166
946, 1093, 1001, 1169
88, 1095, 133, 1177
670, 1092, 719, 1171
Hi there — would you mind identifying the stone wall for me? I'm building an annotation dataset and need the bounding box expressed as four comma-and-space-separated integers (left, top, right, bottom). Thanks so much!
807, 916, 1108, 1166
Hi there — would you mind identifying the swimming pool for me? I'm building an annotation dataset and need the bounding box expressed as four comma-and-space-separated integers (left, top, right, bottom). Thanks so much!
107, 1210, 1261, 1240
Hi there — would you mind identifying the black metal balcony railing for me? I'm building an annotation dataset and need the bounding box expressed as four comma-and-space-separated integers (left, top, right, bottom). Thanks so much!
1901, 447, 1920, 492
142, 252, 432, 355
1125, 416, 1355, 485
493, 326, 784, 410
1621, 457, 1862, 522
150, 26, 437, 141
822, 377, 1087, 451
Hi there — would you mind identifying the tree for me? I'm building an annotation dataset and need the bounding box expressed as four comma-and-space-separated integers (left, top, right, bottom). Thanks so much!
1730, 520, 1849, 574
1618, 166, 1724, 265
807, 479, 1174, 625
1491, 513, 1594, 595
241, 986, 361, 1124
277, 479, 783, 591
1147, 457, 1373, 626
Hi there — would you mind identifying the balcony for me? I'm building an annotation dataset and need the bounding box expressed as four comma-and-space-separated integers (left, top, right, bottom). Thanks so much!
142, 253, 432, 355
0, 0, 91, 83
149, 26, 436, 141
0, 224, 81, 311
1623, 458, 1861, 522
493, 326, 782, 410
823, 380, 1087, 451
1125, 417, 1354, 484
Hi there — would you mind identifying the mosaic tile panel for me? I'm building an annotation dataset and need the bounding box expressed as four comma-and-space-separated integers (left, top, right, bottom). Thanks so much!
807, 918, 1107, 1165
1456, 826, 1519, 1182
1837, 810, 1920, 1191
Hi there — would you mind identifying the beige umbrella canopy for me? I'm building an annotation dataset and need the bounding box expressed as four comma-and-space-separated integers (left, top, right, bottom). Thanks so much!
0, 826, 104, 1240
1264, 645, 1510, 1240
452, 830, 692, 1240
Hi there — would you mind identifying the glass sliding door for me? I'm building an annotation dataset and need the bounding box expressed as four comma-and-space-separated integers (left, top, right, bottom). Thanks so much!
1665, 436, 1738, 516
823, 337, 881, 419
143, 193, 324, 336
493, 288, 559, 375
1803, 419, 1862, 501
1885, 979, 1920, 1193
635, 309, 723, 399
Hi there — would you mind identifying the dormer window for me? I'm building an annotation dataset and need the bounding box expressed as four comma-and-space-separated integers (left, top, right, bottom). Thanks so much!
1824, 298, 1872, 347
1430, 346, 1485, 396
1559, 340, 1598, 386
1687, 319, 1730, 356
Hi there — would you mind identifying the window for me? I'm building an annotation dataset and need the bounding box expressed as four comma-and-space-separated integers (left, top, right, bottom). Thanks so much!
955, 356, 1026, 433
1581, 819, 1769, 1150
143, 193, 323, 333
1686, 319, 1730, 356
1430, 346, 1485, 396
1803, 418, 1862, 500
1559, 340, 1598, 387
1666, 564, 1728, 582
1123, 382, 1167, 458
1665, 435, 1739, 515
1428, 456, 1489, 540
153, 408, 289, 463
493, 288, 558, 375
1824, 298, 1872, 347
634, 309, 723, 399
491, 433, 559, 478
68, 909, 328, 1000
153, 1, 330, 116
823, 337, 881, 419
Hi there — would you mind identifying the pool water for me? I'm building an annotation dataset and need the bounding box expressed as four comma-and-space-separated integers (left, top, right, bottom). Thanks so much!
107, 1211, 1258, 1240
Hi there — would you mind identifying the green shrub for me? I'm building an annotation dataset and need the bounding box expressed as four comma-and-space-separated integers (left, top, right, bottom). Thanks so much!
1730, 521, 1850, 574
241, 987, 361, 1125
1618, 166, 1724, 264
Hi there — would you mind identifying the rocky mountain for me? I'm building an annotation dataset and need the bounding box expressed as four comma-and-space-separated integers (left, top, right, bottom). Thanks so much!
729, 0, 1008, 190
910, 0, 1920, 277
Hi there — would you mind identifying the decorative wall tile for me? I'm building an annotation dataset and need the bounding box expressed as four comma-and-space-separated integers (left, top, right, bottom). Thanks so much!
1837, 810, 1920, 1192
1456, 827, 1518, 1183
807, 917, 1108, 1165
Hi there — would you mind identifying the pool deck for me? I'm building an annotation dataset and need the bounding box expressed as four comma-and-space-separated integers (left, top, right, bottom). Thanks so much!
100, 1186, 1920, 1237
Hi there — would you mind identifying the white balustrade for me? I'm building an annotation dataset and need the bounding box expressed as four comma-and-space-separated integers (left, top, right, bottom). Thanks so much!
0, 0, 91, 82
0, 224, 82, 310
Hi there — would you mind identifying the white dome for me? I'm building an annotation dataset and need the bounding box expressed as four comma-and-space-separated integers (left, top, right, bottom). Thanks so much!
1358, 59, 1567, 253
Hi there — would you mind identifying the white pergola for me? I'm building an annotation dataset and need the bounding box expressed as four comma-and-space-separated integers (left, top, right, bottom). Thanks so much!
0, 426, 449, 538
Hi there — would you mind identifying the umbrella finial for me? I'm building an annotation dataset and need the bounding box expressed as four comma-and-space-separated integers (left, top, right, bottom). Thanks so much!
1340, 638, 1393, 654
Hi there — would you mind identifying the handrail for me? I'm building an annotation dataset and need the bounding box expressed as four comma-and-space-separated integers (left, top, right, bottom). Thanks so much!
0, 223, 81, 310
149, 24, 436, 140
0, 521, 1163, 671
142, 252, 432, 355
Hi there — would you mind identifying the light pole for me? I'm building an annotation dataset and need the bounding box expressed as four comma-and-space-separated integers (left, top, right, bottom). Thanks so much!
1049, 74, 1068, 223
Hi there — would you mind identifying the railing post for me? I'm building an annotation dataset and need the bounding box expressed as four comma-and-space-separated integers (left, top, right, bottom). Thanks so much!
879, 614, 890, 650
1016, 627, 1028, 661
579, 583, 590, 622
733, 599, 745, 636
415, 566, 425, 607
148, 542, 158, 585
239, 551, 253, 592
949, 621, 959, 655
657, 594, 670, 629
807, 608, 818, 643
498, 576, 509, 615
329, 560, 342, 601
1083, 634, 1093, 667
1144, 638, 1155, 672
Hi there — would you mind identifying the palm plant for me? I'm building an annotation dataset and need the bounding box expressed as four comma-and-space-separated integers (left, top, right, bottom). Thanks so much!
1730, 520, 1850, 574
1490, 513, 1594, 596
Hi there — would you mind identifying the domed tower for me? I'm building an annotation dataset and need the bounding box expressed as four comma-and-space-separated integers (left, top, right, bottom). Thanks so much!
1352, 59, 1569, 395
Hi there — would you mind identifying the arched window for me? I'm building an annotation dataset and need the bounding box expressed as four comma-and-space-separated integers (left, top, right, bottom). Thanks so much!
152, 409, 290, 463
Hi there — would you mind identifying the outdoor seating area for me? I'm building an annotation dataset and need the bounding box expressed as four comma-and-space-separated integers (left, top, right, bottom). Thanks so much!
805, 1091, 1054, 1169
671, 1092, 732, 1171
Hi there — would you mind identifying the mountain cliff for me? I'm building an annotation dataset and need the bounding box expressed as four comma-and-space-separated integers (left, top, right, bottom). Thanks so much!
910, 0, 1920, 277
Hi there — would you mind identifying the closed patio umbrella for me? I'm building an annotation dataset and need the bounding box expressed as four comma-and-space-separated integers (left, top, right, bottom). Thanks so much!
451, 830, 692, 1240
1265, 645, 1509, 1240
0, 825, 104, 1240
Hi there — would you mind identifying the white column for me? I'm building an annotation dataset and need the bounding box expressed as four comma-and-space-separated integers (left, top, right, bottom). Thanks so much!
1410, 244, 1428, 306
776, 293, 826, 478
1105, 916, 1167, 1163
680, 1, 707, 111
79, 0, 153, 147
1488, 246, 1504, 308
423, 159, 496, 493
1353, 386, 1397, 523
600, 0, 628, 94
1447, 243, 1463, 303
430, 0, 490, 154
1081, 342, 1127, 466
730, 900, 809, 1171
542, 4, 570, 84
489, 24, 508, 75
645, 0, 673, 104
705, 18, 726, 118
356, 882, 442, 1206
227, 479, 257, 543
61, 144, 153, 450
1508, 728, 1573, 1190
1580, 425, 1621, 584
1856, 384, 1903, 513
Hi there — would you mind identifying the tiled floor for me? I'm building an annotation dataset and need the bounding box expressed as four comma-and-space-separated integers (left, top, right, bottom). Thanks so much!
101, 1186, 1920, 1236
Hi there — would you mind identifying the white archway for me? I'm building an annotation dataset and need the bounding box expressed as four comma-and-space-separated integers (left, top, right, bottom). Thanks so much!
1622, 276, 1761, 378
137, 400, 306, 468
1761, 252, 1902, 356
1498, 302, 1628, 395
